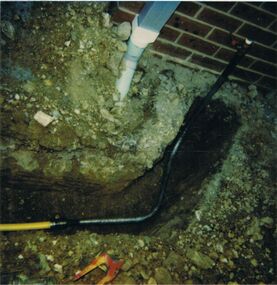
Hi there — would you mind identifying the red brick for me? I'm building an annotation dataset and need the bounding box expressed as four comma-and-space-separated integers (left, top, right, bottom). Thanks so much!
257, 76, 277, 89
189, 54, 225, 72
247, 2, 263, 7
248, 43, 277, 63
176, 2, 201, 16
167, 13, 211, 37
205, 2, 235, 12
232, 67, 261, 82
152, 40, 192, 60
118, 2, 144, 13
251, 61, 277, 77
208, 29, 233, 47
159, 26, 180, 42
111, 9, 135, 23
198, 8, 242, 32
230, 3, 275, 27
178, 34, 219, 55
261, 2, 277, 14
269, 20, 277, 33
237, 23, 276, 46
215, 48, 253, 67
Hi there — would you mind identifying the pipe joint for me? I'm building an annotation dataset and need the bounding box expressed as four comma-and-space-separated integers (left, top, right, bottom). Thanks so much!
130, 15, 159, 48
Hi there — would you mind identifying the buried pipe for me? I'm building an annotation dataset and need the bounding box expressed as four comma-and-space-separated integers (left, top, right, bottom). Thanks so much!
116, 1, 180, 100
0, 38, 252, 231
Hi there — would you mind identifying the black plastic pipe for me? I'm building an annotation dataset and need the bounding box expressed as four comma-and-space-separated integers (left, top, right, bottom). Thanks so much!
49, 38, 252, 229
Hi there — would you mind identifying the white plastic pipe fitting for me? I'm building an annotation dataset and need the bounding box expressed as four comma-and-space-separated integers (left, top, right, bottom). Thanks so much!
116, 16, 159, 101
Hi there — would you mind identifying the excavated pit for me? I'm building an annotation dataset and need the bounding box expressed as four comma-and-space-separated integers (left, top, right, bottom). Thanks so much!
1, 98, 240, 235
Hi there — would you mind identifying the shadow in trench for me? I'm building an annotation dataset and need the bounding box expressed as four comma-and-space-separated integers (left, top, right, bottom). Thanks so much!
1, 98, 240, 235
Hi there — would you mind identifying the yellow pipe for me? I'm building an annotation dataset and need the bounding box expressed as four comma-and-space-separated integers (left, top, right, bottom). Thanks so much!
0, 221, 52, 231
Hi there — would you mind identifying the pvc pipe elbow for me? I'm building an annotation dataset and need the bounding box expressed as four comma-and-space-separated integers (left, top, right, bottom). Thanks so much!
130, 15, 159, 48
116, 16, 160, 100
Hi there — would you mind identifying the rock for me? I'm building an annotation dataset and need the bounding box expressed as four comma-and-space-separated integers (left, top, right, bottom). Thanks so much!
116, 22, 131, 41
148, 277, 157, 284
186, 248, 214, 269
133, 71, 144, 83
260, 216, 274, 228
11, 150, 39, 172
246, 218, 263, 241
64, 40, 71, 47
1, 20, 15, 40
54, 263, 63, 273
138, 239, 145, 248
38, 253, 51, 272
154, 267, 172, 284
23, 81, 36, 93
102, 13, 112, 28
163, 251, 184, 272
34, 111, 55, 127
121, 259, 132, 271
15, 94, 20, 100
114, 272, 136, 284
107, 51, 123, 76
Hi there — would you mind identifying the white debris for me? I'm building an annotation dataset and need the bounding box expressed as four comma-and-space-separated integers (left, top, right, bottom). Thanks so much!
74, 109, 80, 115
15, 94, 20, 100
54, 263, 63, 273
138, 239, 145, 248
34, 111, 54, 127
64, 40, 71, 47
18, 254, 24, 259
46, 254, 54, 262
102, 13, 112, 28
195, 210, 202, 221
117, 22, 131, 41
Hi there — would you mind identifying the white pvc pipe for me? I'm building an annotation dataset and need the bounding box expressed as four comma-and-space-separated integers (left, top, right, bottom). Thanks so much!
116, 16, 159, 101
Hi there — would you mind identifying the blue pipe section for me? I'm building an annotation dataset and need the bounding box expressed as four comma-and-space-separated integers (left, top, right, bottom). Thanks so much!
138, 1, 180, 32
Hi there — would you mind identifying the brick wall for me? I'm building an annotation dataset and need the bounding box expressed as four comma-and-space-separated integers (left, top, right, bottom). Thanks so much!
111, 2, 277, 93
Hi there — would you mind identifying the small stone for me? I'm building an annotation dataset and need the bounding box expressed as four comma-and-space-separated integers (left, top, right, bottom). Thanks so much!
34, 111, 54, 127
74, 109, 80, 115
186, 248, 214, 269
64, 40, 71, 47
195, 210, 202, 221
250, 258, 258, 267
148, 277, 157, 285
114, 272, 136, 284
260, 216, 273, 228
121, 259, 132, 271
117, 22, 131, 41
1, 20, 15, 40
43, 79, 53, 87
138, 239, 145, 248
46, 255, 54, 262
133, 71, 143, 83
54, 263, 63, 273
154, 267, 172, 284
102, 13, 112, 28
163, 252, 184, 271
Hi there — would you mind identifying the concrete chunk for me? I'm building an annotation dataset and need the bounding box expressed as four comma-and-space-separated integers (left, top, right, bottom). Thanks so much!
34, 111, 54, 127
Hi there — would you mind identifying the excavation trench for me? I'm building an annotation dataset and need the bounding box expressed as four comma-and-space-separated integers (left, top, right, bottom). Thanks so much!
1, 99, 240, 235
